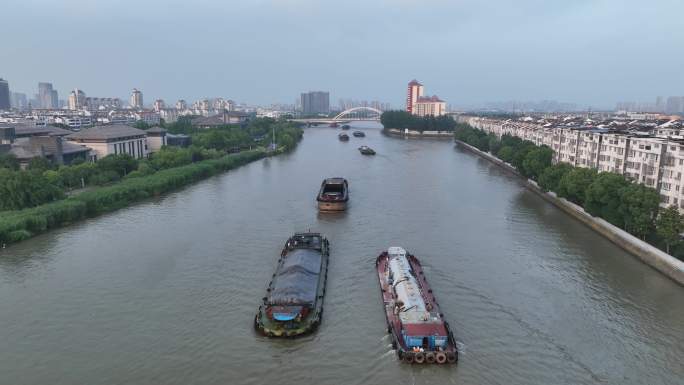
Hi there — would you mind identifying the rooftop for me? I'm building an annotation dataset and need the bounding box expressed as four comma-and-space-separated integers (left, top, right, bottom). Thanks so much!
67, 124, 146, 141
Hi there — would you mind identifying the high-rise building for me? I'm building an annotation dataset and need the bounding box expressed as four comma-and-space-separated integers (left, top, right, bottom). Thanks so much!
130, 88, 143, 109
406, 80, 424, 113
68, 89, 87, 110
176, 99, 187, 110
0, 78, 11, 110
153, 99, 165, 112
11, 92, 28, 110
300, 91, 329, 115
38, 82, 59, 109
406, 79, 446, 116
665, 96, 683, 115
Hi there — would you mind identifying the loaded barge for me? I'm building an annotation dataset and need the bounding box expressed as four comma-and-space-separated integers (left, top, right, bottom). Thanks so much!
376, 247, 458, 364
255, 233, 330, 337
317, 178, 349, 212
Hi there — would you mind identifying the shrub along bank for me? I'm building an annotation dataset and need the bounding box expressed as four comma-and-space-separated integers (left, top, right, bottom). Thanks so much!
0, 150, 265, 245
454, 124, 684, 261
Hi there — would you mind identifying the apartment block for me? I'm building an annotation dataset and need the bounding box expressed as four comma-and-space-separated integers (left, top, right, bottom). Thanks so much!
460, 115, 684, 211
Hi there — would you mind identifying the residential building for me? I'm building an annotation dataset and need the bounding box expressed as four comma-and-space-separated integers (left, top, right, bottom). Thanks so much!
130, 88, 143, 109
0, 78, 10, 110
461, 115, 684, 211
300, 91, 329, 115
153, 99, 165, 112
134, 110, 160, 125
38, 82, 58, 109
68, 89, 87, 110
405, 80, 446, 116
67, 124, 149, 161
406, 79, 424, 113
85, 97, 122, 110
176, 100, 187, 110
413, 95, 447, 117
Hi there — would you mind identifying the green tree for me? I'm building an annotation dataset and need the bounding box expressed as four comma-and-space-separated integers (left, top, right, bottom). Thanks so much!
619, 183, 659, 239
557, 167, 597, 206
0, 153, 20, 170
522, 146, 553, 180
538, 163, 572, 192
27, 157, 53, 172
134, 121, 151, 130
97, 154, 139, 177
656, 206, 683, 254
0, 169, 64, 210
488, 135, 502, 155
584, 172, 630, 226
497, 146, 515, 163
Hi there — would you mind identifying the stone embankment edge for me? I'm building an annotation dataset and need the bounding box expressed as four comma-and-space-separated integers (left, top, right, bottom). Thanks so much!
455, 139, 684, 286
383, 128, 454, 139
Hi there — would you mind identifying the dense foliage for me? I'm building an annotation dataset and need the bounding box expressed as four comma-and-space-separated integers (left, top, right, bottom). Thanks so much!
454, 124, 682, 258
0, 118, 303, 212
0, 151, 265, 245
380, 110, 456, 132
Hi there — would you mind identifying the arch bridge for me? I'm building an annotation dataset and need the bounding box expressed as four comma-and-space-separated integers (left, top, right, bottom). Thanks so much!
332, 106, 382, 121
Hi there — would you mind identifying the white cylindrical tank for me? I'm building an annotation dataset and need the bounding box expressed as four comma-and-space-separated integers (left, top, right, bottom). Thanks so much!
387, 247, 427, 321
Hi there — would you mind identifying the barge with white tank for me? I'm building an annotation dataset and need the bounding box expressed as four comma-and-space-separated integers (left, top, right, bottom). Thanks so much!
376, 247, 458, 364
255, 233, 330, 337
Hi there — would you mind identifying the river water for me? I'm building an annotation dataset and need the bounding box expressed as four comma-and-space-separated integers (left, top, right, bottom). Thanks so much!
1, 123, 682, 385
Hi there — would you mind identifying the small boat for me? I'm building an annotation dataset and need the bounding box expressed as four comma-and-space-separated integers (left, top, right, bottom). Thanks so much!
358, 146, 376, 155
255, 233, 330, 337
329, 122, 338, 128
341, 124, 351, 130
317, 178, 349, 211
338, 133, 349, 141
376, 247, 458, 364
352, 131, 365, 137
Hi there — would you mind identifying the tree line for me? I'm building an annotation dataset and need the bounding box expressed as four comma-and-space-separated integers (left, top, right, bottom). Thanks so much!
454, 124, 684, 259
0, 151, 266, 245
380, 110, 456, 132
0, 118, 303, 212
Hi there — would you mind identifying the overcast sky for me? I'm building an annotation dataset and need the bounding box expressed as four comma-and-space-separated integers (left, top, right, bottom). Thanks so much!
2, 0, 682, 109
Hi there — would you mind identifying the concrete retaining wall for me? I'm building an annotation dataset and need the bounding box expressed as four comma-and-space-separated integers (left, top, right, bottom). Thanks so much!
456, 140, 684, 286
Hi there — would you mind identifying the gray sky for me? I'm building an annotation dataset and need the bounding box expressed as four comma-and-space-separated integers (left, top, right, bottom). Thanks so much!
2, 0, 683, 109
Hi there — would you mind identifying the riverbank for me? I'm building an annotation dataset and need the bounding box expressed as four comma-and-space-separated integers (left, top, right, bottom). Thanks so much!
383, 128, 453, 138
0, 150, 269, 247
456, 139, 684, 286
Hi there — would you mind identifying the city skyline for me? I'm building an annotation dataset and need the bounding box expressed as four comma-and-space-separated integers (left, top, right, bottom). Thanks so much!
1, 0, 682, 109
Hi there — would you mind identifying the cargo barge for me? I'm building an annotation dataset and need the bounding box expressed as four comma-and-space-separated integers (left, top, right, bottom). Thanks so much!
376, 247, 458, 364
255, 233, 330, 337
317, 178, 349, 212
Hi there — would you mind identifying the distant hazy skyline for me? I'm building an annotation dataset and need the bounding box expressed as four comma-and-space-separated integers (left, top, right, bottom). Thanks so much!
2, 0, 683, 109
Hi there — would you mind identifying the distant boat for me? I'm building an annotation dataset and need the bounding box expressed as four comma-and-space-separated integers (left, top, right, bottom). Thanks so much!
341, 124, 351, 130
317, 178, 349, 211
353, 131, 365, 137
338, 133, 350, 141
358, 145, 376, 155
